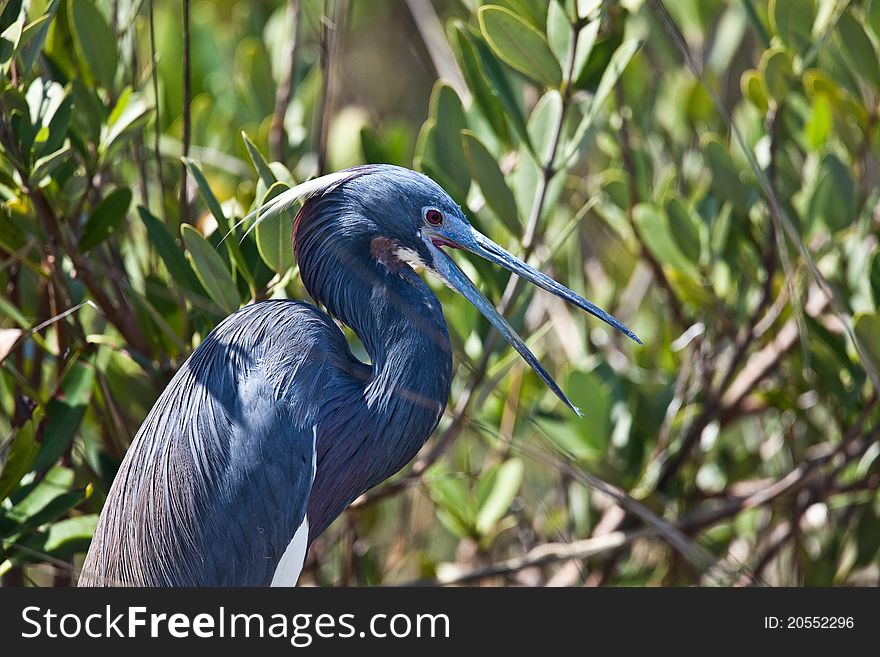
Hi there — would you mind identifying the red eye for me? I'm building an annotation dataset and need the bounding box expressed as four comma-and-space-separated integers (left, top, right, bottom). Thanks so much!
425, 208, 443, 226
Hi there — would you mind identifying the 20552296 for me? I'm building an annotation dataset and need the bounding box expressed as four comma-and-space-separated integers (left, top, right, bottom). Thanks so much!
764, 616, 855, 629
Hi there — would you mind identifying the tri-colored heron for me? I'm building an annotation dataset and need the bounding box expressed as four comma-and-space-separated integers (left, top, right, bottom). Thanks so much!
79, 165, 640, 586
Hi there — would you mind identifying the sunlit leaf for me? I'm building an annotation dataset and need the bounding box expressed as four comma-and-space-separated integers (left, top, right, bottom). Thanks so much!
760, 47, 794, 103
478, 5, 562, 88
476, 458, 524, 535
453, 23, 512, 145
182, 224, 240, 314
68, 0, 117, 89
241, 131, 276, 188
184, 157, 255, 290
255, 182, 296, 275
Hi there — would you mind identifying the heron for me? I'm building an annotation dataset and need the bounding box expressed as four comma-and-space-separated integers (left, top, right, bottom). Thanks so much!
79, 164, 641, 587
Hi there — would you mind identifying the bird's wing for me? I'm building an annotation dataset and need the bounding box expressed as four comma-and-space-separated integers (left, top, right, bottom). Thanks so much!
80, 301, 351, 586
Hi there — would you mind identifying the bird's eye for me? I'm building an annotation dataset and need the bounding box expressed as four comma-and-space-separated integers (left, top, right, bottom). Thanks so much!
425, 208, 443, 226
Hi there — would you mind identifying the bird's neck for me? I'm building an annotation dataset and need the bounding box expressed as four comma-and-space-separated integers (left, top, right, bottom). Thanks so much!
295, 201, 453, 531
323, 244, 453, 415
295, 197, 453, 414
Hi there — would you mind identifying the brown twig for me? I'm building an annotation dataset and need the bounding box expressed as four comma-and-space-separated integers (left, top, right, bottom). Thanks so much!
147, 0, 167, 223
614, 83, 687, 327
270, 0, 301, 163
179, 0, 192, 225
316, 0, 347, 175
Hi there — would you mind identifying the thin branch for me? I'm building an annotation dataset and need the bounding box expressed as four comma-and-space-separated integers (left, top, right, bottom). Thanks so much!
270, 0, 302, 163
179, 0, 192, 225
147, 0, 167, 223
405, 530, 642, 586
316, 0, 347, 175
614, 83, 687, 327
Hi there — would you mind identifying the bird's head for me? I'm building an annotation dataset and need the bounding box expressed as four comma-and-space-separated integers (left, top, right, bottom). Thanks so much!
235, 164, 642, 415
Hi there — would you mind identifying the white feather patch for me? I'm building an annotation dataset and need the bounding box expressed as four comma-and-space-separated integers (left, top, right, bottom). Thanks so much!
270, 517, 309, 587
270, 425, 318, 587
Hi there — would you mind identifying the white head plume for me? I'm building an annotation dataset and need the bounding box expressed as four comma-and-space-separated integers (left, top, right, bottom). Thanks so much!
221, 169, 355, 244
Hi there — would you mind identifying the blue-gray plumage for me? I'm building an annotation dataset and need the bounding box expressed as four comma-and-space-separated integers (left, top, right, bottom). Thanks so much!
79, 165, 640, 586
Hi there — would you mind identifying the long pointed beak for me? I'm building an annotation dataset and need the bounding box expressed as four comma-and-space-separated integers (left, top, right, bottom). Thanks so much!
429, 227, 642, 416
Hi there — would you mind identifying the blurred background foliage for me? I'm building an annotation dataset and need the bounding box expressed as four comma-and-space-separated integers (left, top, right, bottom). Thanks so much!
1, 0, 879, 586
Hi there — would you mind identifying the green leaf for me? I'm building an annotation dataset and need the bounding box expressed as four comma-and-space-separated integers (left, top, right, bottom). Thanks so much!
453, 23, 512, 145
33, 358, 96, 473
869, 0, 880, 40
870, 251, 880, 303
184, 158, 255, 291
255, 182, 297, 275
183, 158, 229, 233
0, 8, 24, 72
428, 474, 474, 530
10, 109, 36, 157
546, 1, 571, 68
416, 82, 470, 201
68, 0, 118, 89
182, 224, 240, 314
633, 203, 698, 276
18, 14, 51, 52
6, 487, 86, 540
854, 313, 880, 375
472, 31, 533, 152
515, 92, 562, 215
760, 47, 794, 103
495, 0, 546, 29
567, 370, 610, 452
804, 93, 832, 149
664, 195, 702, 264
529, 90, 563, 164
476, 458, 524, 535
740, 69, 769, 113
3, 467, 74, 529
30, 144, 70, 182
41, 514, 98, 556
78, 187, 132, 252
138, 206, 206, 298
838, 10, 880, 89
564, 39, 642, 162
571, 19, 600, 83
38, 91, 72, 157
18, 12, 53, 73
0, 413, 41, 502
241, 131, 276, 187
478, 5, 562, 88
701, 134, 753, 214
855, 505, 880, 567
72, 79, 104, 144
770, 0, 815, 54
808, 154, 855, 232
461, 130, 520, 235
99, 89, 151, 159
